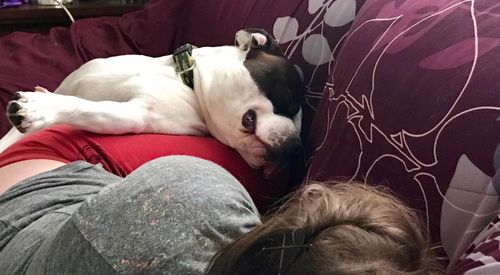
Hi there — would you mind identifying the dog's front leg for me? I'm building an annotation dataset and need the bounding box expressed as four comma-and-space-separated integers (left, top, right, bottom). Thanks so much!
8, 89, 156, 135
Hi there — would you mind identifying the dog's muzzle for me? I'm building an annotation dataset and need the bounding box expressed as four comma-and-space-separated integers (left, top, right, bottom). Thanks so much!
265, 135, 303, 162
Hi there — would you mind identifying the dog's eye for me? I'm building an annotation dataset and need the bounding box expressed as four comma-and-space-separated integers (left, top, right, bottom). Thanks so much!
242, 110, 257, 133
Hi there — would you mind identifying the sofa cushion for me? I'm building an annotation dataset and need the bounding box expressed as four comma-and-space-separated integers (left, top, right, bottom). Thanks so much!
447, 144, 500, 274
448, 215, 500, 274
305, 0, 500, 266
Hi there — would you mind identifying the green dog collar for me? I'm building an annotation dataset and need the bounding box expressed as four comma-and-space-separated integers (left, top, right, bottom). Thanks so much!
173, 43, 196, 89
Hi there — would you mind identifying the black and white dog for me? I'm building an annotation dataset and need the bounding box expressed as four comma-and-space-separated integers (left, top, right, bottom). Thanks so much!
0, 29, 304, 176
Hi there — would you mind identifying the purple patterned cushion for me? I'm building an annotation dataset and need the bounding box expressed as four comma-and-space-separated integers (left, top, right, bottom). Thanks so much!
448, 145, 500, 274
305, 0, 500, 269
449, 215, 500, 274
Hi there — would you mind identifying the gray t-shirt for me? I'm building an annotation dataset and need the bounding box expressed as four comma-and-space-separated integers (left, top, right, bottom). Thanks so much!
0, 156, 260, 274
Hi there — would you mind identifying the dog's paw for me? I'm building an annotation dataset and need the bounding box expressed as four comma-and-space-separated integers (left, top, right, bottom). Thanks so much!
7, 89, 60, 133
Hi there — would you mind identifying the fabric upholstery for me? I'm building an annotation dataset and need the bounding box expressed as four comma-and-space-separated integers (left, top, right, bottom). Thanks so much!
304, 0, 500, 272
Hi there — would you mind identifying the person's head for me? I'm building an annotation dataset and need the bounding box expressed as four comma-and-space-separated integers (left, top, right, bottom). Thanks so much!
206, 181, 442, 275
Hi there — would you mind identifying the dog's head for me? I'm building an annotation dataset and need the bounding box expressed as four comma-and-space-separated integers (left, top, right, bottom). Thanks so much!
237, 29, 304, 175
194, 29, 304, 177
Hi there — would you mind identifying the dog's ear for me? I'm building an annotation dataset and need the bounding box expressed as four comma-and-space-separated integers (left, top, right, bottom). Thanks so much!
235, 28, 283, 57
243, 53, 304, 119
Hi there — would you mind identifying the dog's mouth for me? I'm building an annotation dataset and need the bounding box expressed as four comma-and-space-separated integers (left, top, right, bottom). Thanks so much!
239, 127, 302, 179
239, 109, 302, 178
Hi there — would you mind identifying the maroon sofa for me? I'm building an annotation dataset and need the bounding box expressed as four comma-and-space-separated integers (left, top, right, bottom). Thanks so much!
1, 0, 499, 273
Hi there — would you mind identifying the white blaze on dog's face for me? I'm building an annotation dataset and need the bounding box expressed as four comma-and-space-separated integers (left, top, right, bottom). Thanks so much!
193, 29, 304, 175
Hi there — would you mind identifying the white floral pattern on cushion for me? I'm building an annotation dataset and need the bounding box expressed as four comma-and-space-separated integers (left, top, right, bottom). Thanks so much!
301, 0, 500, 272
271, 0, 363, 139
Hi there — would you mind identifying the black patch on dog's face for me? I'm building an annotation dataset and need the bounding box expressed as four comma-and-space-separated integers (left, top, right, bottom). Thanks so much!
243, 51, 303, 119
240, 29, 303, 118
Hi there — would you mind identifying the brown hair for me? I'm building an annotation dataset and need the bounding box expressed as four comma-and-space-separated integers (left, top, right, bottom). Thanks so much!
206, 181, 442, 275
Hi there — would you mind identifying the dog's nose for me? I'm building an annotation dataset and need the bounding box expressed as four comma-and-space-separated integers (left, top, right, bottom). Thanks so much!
266, 135, 303, 161
282, 135, 303, 157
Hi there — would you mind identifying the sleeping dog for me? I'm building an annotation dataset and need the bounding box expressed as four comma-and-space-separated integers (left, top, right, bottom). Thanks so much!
0, 29, 304, 176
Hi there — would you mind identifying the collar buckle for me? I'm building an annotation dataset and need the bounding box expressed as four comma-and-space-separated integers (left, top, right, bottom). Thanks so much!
173, 43, 196, 89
